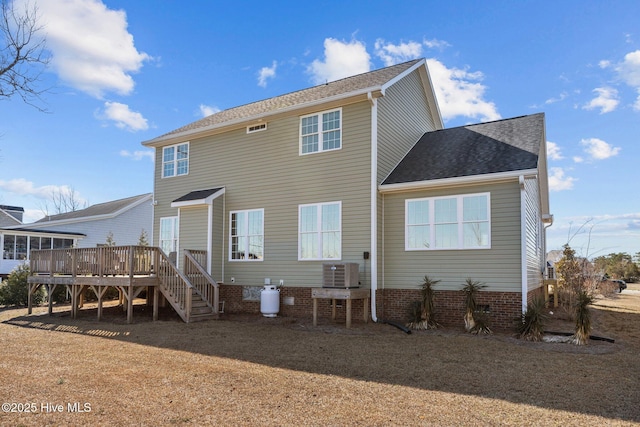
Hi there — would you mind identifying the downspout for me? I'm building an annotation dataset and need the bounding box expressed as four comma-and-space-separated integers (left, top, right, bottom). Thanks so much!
369, 92, 379, 322
519, 175, 528, 313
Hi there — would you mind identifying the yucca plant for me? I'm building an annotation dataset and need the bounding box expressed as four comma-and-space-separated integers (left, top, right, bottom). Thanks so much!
461, 278, 487, 333
406, 275, 440, 330
517, 297, 547, 341
572, 290, 594, 345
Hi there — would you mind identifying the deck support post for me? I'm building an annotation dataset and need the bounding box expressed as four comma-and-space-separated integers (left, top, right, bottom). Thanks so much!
153, 286, 159, 321
47, 284, 57, 315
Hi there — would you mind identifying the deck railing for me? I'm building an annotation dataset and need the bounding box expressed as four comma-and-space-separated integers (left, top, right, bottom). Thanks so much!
184, 249, 219, 313
30, 245, 158, 277
29, 246, 220, 323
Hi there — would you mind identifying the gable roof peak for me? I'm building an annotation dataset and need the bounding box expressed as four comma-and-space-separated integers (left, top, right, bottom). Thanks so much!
143, 58, 426, 147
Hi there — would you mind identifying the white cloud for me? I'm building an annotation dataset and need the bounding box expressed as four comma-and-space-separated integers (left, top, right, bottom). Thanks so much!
28, 0, 151, 98
582, 87, 619, 114
99, 101, 148, 131
426, 58, 501, 122
580, 137, 621, 160
120, 150, 154, 161
573, 156, 584, 163
0, 178, 85, 202
546, 141, 563, 160
548, 167, 576, 191
374, 39, 422, 66
423, 38, 451, 50
308, 38, 371, 85
598, 60, 611, 69
257, 61, 277, 87
545, 91, 568, 104
615, 50, 640, 110
199, 104, 221, 117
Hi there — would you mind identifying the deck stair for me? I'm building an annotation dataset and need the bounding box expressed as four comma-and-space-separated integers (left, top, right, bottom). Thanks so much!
150, 249, 221, 323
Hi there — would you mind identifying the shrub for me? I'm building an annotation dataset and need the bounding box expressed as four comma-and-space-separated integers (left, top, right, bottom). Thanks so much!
572, 290, 594, 345
0, 264, 44, 307
517, 297, 547, 341
406, 275, 440, 330
461, 278, 488, 333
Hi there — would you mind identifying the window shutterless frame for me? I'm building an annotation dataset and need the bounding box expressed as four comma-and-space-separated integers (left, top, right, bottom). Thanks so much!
162, 142, 189, 178
298, 201, 342, 260
405, 192, 491, 250
299, 108, 342, 155
229, 208, 264, 261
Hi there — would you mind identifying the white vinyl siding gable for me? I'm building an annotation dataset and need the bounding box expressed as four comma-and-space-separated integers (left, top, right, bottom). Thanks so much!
299, 108, 342, 155
405, 193, 490, 250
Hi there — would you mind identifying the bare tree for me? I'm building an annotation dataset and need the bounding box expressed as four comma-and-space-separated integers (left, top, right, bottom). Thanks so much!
1, 0, 50, 109
39, 186, 87, 217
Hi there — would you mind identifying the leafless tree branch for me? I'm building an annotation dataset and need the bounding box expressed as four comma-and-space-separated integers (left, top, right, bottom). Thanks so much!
1, 0, 50, 110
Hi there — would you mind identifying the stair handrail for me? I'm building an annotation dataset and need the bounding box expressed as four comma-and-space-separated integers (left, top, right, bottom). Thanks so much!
183, 249, 219, 314
155, 249, 193, 322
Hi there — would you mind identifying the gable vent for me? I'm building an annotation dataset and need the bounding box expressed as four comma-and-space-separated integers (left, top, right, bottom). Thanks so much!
247, 123, 267, 133
322, 263, 360, 288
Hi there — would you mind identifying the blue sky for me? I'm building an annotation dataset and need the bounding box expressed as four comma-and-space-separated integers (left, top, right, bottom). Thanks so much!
1, 0, 639, 258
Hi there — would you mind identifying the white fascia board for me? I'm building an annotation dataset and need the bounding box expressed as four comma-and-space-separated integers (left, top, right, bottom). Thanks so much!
142, 89, 385, 147
13, 194, 152, 229
378, 169, 539, 193
0, 229, 85, 238
170, 188, 225, 208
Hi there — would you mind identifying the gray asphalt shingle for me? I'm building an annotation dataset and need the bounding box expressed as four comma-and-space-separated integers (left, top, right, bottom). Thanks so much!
383, 113, 544, 185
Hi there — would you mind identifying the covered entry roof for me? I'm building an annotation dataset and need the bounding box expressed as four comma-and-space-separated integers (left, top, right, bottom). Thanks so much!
171, 188, 225, 208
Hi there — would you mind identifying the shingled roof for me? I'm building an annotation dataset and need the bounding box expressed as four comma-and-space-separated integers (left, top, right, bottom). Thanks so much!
34, 193, 152, 223
382, 113, 544, 186
144, 59, 423, 146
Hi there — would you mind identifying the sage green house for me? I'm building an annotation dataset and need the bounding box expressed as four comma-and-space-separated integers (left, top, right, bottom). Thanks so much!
142, 59, 552, 327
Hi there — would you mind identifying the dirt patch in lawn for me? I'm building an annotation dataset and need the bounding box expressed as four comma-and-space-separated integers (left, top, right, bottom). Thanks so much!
1, 285, 639, 426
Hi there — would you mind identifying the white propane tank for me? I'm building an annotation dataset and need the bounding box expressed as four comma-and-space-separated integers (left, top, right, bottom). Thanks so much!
260, 285, 280, 317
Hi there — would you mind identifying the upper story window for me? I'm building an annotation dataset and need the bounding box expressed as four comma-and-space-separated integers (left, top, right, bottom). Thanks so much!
300, 108, 342, 155
162, 142, 189, 178
230, 209, 264, 261
299, 201, 341, 260
406, 193, 490, 250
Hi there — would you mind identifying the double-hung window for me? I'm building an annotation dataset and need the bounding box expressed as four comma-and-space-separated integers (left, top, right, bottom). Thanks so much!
230, 209, 264, 261
406, 193, 490, 250
162, 142, 189, 178
299, 201, 341, 260
300, 108, 341, 155
160, 216, 179, 255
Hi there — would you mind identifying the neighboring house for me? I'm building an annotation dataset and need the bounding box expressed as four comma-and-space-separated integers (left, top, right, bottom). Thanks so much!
1, 205, 83, 277
14, 193, 153, 247
0, 205, 23, 227
141, 58, 552, 327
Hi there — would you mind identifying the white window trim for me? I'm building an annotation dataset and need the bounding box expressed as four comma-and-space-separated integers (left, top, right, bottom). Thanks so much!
299, 107, 342, 156
159, 216, 179, 256
298, 201, 342, 261
228, 208, 264, 262
162, 142, 190, 178
405, 192, 491, 251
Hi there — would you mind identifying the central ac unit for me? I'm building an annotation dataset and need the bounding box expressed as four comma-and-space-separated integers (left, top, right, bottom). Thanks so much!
322, 262, 360, 288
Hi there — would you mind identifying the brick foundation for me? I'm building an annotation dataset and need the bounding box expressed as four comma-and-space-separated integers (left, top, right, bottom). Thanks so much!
219, 284, 368, 324
380, 288, 524, 330
219, 284, 533, 330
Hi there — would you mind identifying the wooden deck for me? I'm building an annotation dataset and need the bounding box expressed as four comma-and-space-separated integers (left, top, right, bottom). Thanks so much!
28, 246, 220, 323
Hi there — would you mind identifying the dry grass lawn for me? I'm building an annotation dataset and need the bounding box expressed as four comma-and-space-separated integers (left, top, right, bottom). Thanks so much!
1, 284, 639, 426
